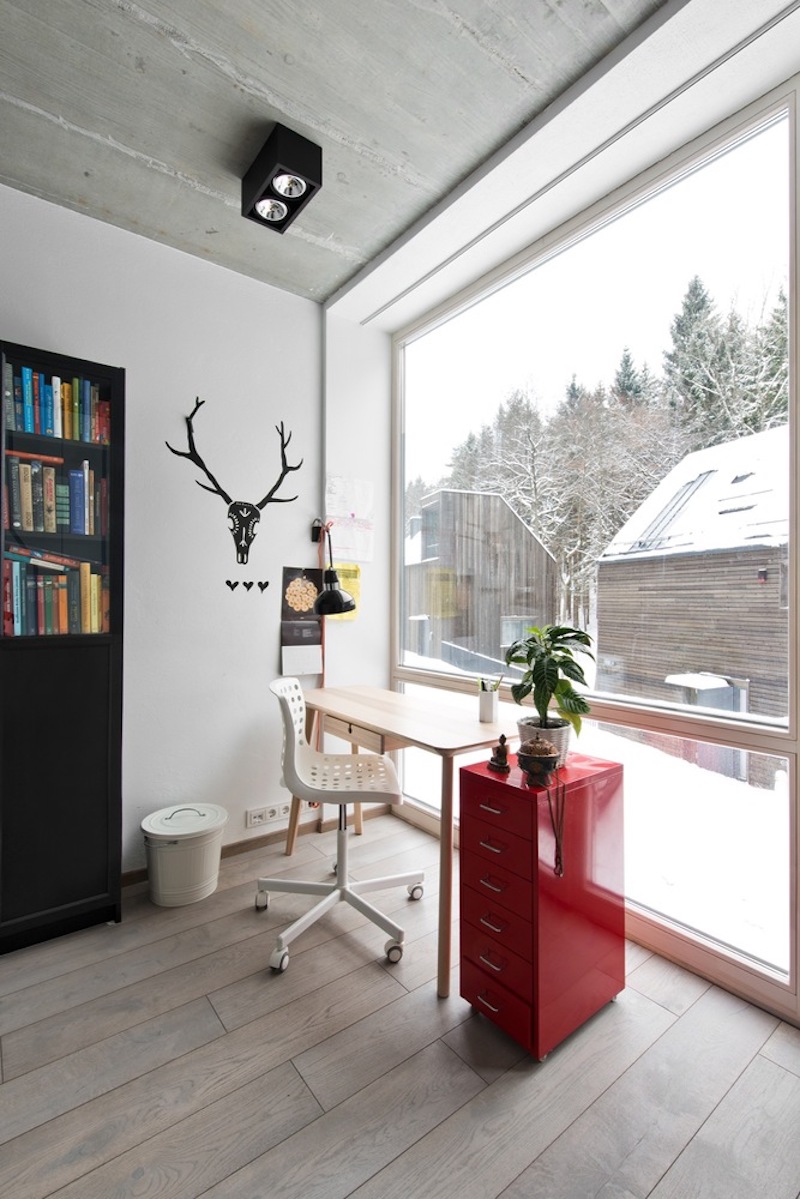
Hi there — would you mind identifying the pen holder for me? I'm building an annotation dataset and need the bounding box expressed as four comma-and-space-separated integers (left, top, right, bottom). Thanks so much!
479, 690, 498, 723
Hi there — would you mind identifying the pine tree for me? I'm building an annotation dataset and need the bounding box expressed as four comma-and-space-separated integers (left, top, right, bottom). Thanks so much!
663, 275, 721, 448
612, 347, 644, 407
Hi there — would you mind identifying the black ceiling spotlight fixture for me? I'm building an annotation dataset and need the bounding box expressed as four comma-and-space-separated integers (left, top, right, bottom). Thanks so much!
241, 122, 322, 234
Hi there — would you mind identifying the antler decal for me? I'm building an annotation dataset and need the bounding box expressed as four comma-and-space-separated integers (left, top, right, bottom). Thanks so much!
165, 397, 232, 504
166, 400, 303, 565
256, 422, 303, 509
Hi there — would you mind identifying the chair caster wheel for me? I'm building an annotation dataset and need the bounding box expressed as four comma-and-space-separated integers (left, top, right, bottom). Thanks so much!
255, 890, 269, 911
385, 940, 403, 964
407, 883, 424, 901
269, 947, 289, 972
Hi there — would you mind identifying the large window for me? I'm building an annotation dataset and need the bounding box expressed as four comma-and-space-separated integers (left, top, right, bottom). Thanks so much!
395, 94, 796, 1017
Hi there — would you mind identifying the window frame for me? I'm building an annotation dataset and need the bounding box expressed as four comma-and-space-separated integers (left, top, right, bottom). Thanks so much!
391, 78, 800, 1023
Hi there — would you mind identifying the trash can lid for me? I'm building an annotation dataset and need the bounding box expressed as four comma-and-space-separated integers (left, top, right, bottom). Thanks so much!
141, 803, 229, 839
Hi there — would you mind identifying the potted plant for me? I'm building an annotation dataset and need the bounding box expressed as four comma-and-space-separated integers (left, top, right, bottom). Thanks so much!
504, 623, 593, 763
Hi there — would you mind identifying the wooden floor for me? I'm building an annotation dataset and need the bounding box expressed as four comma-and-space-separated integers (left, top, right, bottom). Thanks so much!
2, 814, 800, 1199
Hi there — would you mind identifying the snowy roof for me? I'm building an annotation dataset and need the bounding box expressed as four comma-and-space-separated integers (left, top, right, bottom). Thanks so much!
600, 425, 788, 561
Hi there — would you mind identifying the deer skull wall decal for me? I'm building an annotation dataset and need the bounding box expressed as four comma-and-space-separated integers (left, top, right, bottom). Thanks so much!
166, 398, 303, 564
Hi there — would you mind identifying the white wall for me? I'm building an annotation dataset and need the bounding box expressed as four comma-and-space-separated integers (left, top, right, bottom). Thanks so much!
322, 312, 393, 686
0, 184, 323, 870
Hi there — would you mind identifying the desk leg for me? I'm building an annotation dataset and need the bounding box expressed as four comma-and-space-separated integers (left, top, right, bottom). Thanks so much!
437, 754, 454, 998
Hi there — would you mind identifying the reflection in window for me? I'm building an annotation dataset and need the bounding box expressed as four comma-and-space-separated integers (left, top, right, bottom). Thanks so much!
401, 114, 789, 725
580, 721, 789, 976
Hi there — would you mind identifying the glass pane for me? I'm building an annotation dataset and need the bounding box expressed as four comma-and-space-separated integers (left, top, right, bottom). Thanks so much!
580, 720, 790, 975
2, 349, 114, 636
401, 114, 790, 725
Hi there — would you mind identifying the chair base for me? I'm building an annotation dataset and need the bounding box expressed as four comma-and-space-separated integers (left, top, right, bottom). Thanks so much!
257, 817, 424, 972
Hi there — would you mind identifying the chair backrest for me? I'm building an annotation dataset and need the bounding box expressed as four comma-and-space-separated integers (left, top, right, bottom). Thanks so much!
268, 676, 401, 805
269, 677, 308, 796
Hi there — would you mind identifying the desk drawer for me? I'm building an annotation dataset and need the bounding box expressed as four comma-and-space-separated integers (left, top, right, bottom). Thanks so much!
460, 958, 533, 1052
460, 815, 533, 881
462, 920, 533, 999
461, 884, 533, 961
321, 716, 398, 754
461, 849, 531, 914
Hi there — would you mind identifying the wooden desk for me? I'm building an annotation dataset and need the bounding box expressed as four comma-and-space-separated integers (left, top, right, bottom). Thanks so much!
303, 685, 519, 998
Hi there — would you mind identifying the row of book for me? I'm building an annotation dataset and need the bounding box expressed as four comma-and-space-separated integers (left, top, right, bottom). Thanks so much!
2, 554, 110, 636
3, 361, 111, 443
3, 452, 108, 537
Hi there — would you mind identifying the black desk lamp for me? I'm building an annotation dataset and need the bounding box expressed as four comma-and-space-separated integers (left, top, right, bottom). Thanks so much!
314, 524, 356, 616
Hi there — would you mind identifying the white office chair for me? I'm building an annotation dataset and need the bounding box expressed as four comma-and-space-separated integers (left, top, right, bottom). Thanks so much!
257, 677, 424, 972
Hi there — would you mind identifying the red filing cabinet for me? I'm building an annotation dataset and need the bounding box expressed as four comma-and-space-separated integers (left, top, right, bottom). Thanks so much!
459, 752, 624, 1059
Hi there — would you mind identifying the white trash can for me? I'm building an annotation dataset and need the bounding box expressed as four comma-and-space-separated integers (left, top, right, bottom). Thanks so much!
141, 803, 228, 906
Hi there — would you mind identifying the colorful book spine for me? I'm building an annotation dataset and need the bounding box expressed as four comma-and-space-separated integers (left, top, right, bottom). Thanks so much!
13, 375, 23, 428
6, 455, 22, 529
71, 376, 80, 441
32, 371, 41, 434
4, 447, 65, 465
51, 375, 62, 437
82, 459, 90, 534
62, 380, 73, 440
3, 544, 86, 569
55, 480, 71, 531
67, 568, 81, 633
101, 574, 111, 632
56, 573, 68, 632
97, 399, 111, 443
42, 465, 57, 533
24, 565, 36, 635
2, 361, 14, 431
30, 460, 44, 532
79, 561, 91, 633
11, 559, 22, 636
42, 382, 54, 437
81, 379, 91, 442
68, 468, 85, 534
18, 462, 33, 531
2, 557, 14, 636
21, 366, 34, 432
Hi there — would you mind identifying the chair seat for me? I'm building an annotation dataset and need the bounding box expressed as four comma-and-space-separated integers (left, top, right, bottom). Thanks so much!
300, 745, 401, 803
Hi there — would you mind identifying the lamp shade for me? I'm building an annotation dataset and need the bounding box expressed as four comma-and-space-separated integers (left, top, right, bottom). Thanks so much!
314, 569, 356, 616
241, 123, 322, 234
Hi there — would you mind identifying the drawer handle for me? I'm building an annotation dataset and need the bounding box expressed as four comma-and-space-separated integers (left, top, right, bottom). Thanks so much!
479, 838, 505, 855
477, 991, 500, 1014
479, 801, 504, 816
479, 952, 504, 973
479, 875, 505, 894
480, 914, 506, 934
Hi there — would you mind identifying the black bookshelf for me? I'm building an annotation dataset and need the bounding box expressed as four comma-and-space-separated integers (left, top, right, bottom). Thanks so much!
0, 341, 124, 951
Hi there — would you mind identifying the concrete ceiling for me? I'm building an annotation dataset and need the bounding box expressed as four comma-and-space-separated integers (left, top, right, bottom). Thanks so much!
0, 0, 671, 304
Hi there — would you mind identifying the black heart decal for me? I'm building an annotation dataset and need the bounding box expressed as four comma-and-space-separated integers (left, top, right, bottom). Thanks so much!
258, 581, 270, 592
243, 581, 254, 591
225, 580, 239, 590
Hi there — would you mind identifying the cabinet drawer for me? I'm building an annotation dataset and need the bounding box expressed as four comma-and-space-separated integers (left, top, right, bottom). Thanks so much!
321, 716, 393, 754
461, 884, 533, 960
460, 957, 533, 1052
460, 773, 531, 839
460, 815, 533, 881
461, 849, 532, 913
462, 920, 533, 998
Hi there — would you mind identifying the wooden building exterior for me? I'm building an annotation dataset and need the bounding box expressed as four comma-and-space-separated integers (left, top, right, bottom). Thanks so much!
595, 427, 788, 784
404, 490, 558, 674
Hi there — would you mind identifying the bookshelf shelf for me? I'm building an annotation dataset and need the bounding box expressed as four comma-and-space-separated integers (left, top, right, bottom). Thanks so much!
1, 340, 124, 951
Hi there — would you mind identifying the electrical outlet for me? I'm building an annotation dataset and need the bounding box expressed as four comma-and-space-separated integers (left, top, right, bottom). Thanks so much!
246, 804, 292, 829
